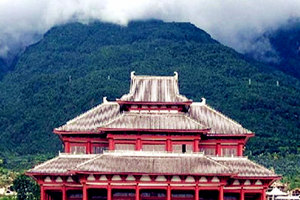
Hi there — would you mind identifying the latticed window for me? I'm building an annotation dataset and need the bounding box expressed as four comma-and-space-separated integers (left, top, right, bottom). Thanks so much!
222, 147, 237, 157
142, 144, 165, 151
115, 144, 136, 151
92, 146, 108, 154
200, 147, 216, 155
70, 145, 86, 154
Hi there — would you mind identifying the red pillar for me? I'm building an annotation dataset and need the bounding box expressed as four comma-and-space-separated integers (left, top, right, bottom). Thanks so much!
167, 185, 171, 200
40, 185, 45, 200
87, 141, 91, 154
107, 185, 112, 200
195, 186, 199, 200
238, 143, 243, 156
194, 139, 199, 152
83, 183, 87, 200
240, 189, 245, 200
216, 143, 221, 156
135, 185, 140, 200
109, 138, 114, 150
261, 189, 266, 200
136, 138, 141, 151
219, 186, 224, 200
64, 141, 70, 153
62, 186, 66, 200
167, 139, 172, 152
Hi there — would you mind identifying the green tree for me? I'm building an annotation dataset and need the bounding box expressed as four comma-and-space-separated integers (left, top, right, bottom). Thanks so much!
12, 174, 39, 200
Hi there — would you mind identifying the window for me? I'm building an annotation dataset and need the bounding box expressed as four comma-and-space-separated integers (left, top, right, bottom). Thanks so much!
200, 147, 216, 155
142, 144, 165, 151
222, 147, 237, 157
115, 144, 136, 151
92, 146, 108, 154
70, 145, 86, 154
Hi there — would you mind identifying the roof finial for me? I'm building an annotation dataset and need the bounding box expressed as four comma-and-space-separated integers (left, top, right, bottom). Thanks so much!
200, 97, 206, 105
174, 71, 178, 80
131, 71, 135, 79
103, 96, 108, 104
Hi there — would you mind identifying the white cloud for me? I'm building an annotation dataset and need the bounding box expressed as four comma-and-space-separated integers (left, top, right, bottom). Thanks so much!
0, 0, 300, 60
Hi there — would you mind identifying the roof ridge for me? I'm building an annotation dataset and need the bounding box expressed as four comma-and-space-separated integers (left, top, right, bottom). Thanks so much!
100, 112, 125, 127
205, 156, 233, 172
192, 103, 252, 133
74, 154, 103, 169
182, 113, 209, 129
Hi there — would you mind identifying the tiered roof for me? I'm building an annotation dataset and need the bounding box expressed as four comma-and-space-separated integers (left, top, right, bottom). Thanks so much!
120, 72, 190, 102
54, 72, 252, 135
27, 151, 278, 178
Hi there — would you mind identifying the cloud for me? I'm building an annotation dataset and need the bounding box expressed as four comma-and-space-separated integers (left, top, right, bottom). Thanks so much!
1, 0, 300, 62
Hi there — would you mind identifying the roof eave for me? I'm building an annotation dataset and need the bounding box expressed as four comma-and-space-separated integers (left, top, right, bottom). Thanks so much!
117, 100, 193, 106
97, 128, 211, 133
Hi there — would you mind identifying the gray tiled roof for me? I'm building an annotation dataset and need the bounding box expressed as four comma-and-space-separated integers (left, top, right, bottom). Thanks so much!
120, 72, 190, 102
55, 102, 120, 132
75, 152, 230, 174
27, 154, 96, 174
211, 157, 278, 177
188, 103, 252, 135
28, 152, 277, 178
101, 112, 208, 131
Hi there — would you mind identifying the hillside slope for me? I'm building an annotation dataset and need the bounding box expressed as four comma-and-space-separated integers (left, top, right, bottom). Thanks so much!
0, 21, 299, 170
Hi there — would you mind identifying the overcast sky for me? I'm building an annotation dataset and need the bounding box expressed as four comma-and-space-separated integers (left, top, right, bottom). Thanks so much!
1, 0, 300, 61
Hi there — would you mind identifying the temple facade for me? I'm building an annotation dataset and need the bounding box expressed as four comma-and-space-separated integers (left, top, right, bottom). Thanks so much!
27, 72, 279, 200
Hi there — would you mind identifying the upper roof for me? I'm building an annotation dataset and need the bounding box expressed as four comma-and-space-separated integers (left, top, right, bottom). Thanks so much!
54, 73, 252, 135
100, 112, 208, 131
120, 72, 190, 103
27, 151, 278, 178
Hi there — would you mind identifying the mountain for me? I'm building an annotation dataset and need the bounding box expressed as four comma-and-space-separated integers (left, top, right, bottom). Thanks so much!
269, 21, 300, 79
250, 20, 300, 79
0, 21, 299, 174
0, 58, 7, 79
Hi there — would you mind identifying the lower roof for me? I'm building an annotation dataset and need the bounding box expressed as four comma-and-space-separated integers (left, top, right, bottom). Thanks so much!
27, 151, 278, 178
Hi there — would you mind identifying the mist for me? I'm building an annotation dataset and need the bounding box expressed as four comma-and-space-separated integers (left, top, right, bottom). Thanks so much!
1, 0, 300, 63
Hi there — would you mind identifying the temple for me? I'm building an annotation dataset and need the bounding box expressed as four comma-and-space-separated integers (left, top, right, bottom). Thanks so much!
27, 72, 280, 200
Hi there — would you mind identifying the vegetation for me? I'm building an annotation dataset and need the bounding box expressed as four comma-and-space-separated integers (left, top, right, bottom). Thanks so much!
12, 174, 39, 200
0, 20, 298, 187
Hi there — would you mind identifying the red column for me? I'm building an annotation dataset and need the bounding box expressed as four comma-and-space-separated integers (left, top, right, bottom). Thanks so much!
194, 139, 199, 152
167, 185, 171, 200
107, 185, 112, 200
135, 185, 140, 200
62, 186, 66, 200
64, 141, 70, 153
40, 185, 45, 200
167, 139, 172, 152
195, 185, 199, 200
261, 189, 266, 200
219, 186, 224, 200
238, 143, 243, 156
109, 138, 114, 150
83, 183, 87, 200
240, 189, 245, 200
87, 141, 91, 154
216, 143, 221, 156
136, 138, 141, 151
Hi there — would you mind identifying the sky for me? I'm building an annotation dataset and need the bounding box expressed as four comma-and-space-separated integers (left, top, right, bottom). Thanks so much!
1, 0, 300, 62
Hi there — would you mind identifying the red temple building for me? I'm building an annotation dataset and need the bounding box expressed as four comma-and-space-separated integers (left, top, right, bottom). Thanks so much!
27, 72, 280, 200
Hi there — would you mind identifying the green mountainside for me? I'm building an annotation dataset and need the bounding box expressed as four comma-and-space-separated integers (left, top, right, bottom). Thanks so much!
268, 21, 300, 79
0, 21, 299, 182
